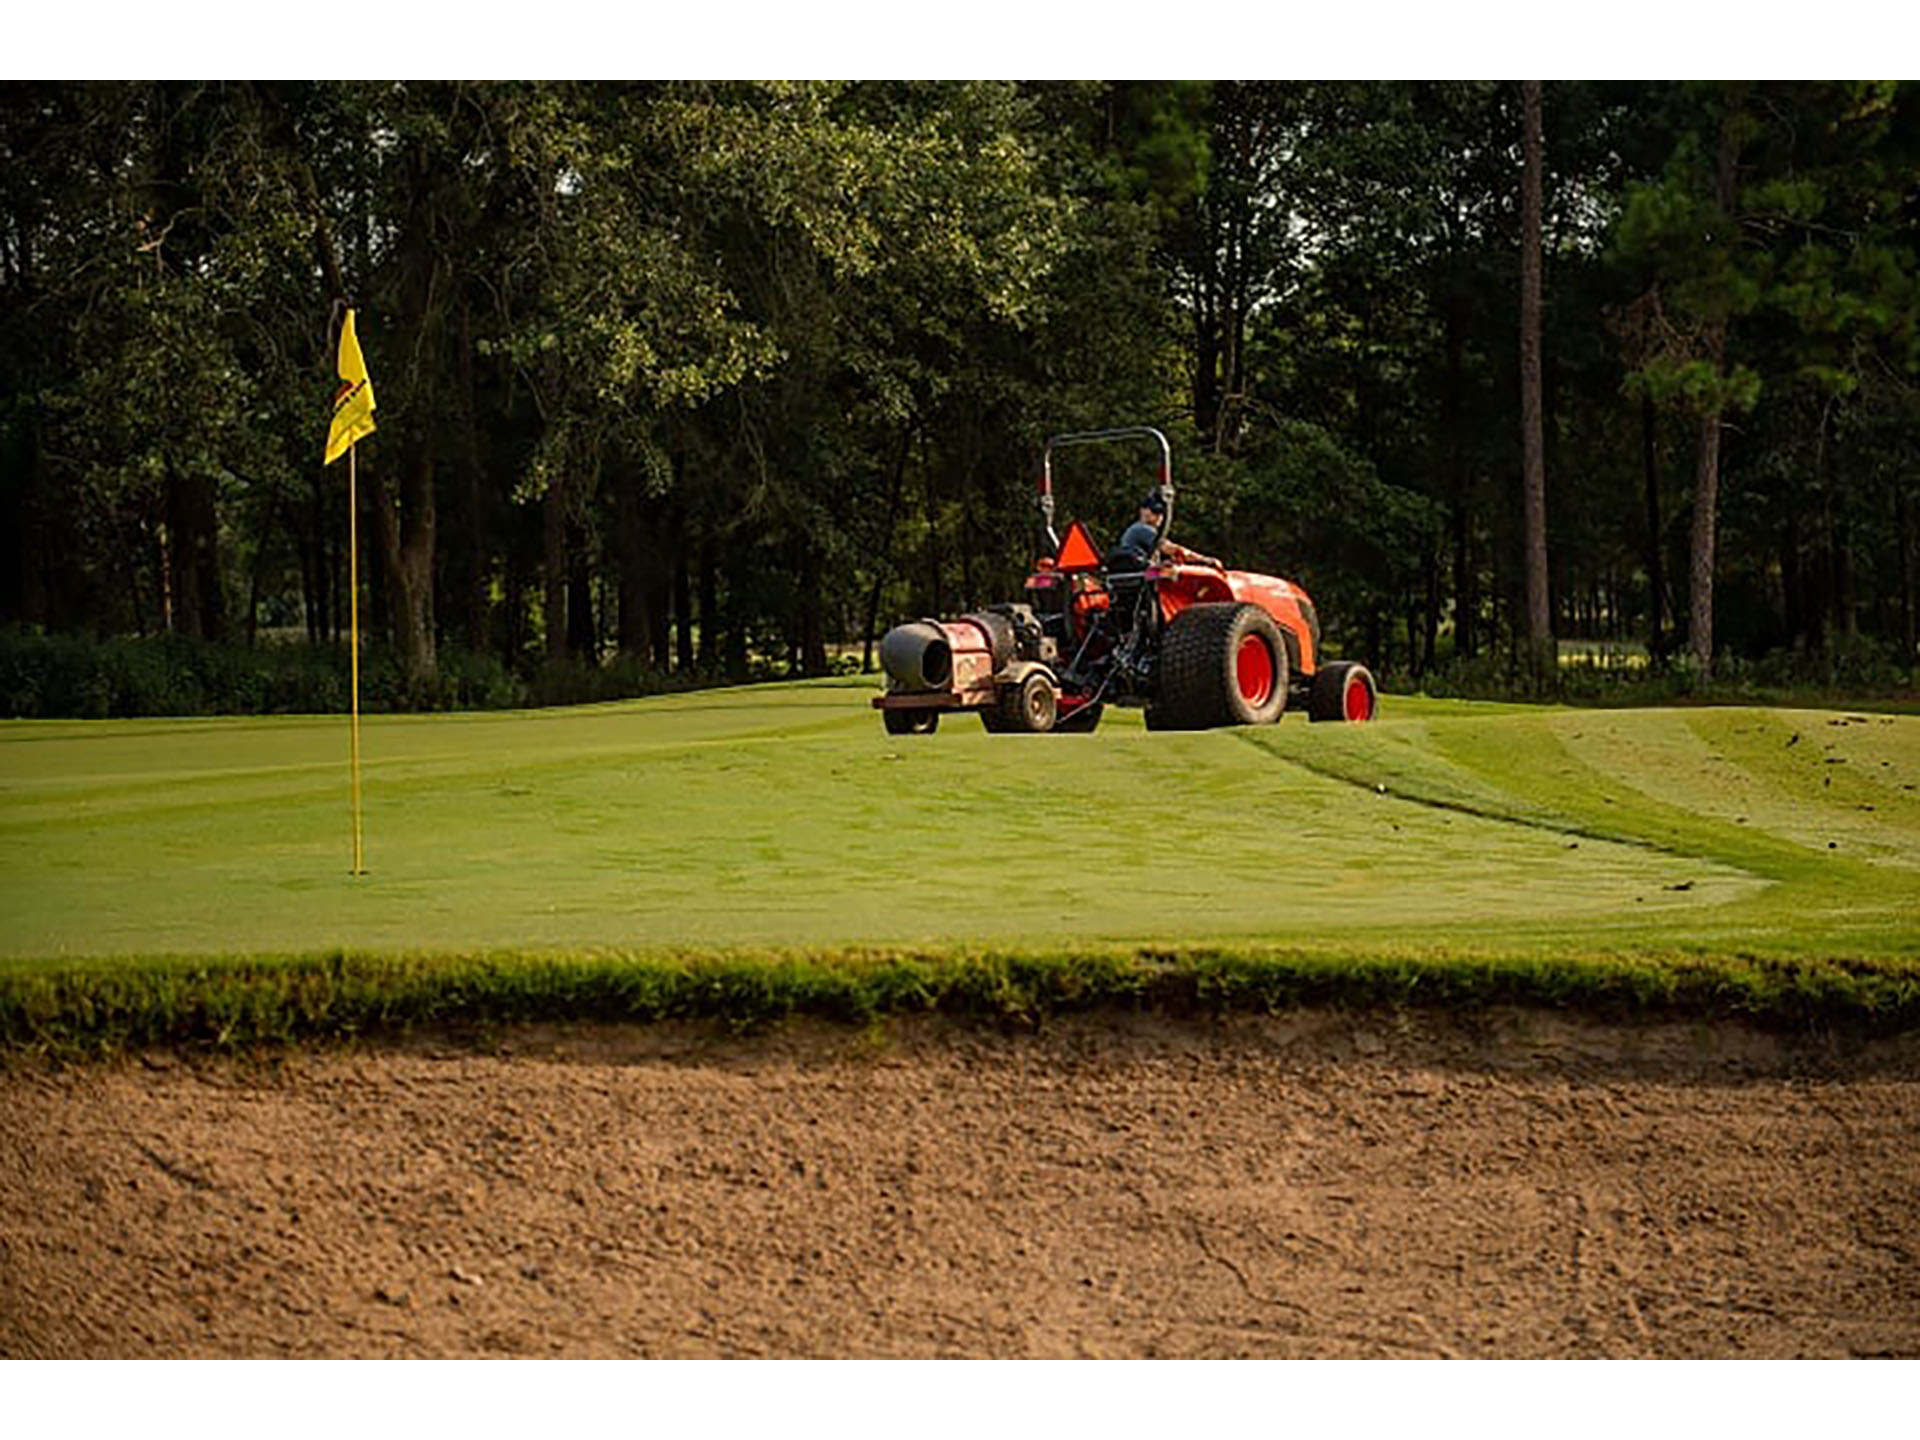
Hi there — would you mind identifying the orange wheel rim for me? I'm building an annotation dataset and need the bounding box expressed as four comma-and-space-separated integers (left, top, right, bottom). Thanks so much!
1344, 676, 1372, 721
1236, 635, 1275, 706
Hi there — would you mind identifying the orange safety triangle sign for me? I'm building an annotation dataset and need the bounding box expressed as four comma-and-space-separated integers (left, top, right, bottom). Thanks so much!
1054, 520, 1103, 572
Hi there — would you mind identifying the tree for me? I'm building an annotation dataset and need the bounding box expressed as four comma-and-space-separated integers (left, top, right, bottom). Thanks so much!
1613, 91, 1753, 678
1612, 82, 1920, 678
5, 81, 1914, 713
1519, 80, 1552, 682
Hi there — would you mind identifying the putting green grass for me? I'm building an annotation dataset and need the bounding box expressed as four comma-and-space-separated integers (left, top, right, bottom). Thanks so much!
2, 679, 1916, 965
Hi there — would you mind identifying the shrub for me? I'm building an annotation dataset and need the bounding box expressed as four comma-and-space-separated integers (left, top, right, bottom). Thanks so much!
1385, 638, 1915, 711
0, 629, 745, 718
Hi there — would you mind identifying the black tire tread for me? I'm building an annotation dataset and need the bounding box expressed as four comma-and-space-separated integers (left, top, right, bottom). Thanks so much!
984, 672, 1057, 733
1309, 660, 1378, 723
1154, 602, 1288, 730
883, 706, 939, 735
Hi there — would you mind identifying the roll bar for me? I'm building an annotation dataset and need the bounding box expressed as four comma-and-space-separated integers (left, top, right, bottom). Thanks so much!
1038, 426, 1173, 552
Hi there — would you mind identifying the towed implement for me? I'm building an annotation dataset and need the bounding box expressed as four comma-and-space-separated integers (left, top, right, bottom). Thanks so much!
874, 426, 1377, 735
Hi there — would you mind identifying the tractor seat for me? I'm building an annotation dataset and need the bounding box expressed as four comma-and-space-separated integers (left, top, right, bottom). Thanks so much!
1104, 546, 1154, 630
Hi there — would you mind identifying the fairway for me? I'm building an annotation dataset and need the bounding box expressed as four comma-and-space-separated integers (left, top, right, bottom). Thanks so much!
2, 680, 1916, 963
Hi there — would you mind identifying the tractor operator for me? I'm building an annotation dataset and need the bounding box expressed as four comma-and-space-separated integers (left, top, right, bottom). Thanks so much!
1113, 493, 1220, 570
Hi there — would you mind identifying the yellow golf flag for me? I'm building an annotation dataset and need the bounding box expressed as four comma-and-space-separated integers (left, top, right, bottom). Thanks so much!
324, 308, 377, 465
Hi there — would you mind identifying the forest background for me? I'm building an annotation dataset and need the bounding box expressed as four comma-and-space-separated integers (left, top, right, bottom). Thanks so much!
3, 79, 1916, 716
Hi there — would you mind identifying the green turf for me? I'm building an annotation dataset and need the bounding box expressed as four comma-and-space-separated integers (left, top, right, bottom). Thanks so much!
2, 680, 1916, 966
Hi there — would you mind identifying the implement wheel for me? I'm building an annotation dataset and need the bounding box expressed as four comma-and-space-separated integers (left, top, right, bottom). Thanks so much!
983, 671, 1058, 733
883, 706, 939, 736
1150, 602, 1289, 730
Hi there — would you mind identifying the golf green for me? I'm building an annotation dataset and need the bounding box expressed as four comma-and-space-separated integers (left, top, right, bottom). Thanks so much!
2, 680, 1916, 962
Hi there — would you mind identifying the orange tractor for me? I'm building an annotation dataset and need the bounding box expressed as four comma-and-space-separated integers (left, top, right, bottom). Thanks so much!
873, 426, 1378, 734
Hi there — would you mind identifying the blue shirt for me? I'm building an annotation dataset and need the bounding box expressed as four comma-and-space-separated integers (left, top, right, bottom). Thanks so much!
1114, 520, 1160, 568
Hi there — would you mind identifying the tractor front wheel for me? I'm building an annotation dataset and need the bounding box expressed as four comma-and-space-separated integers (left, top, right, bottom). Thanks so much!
1309, 661, 1379, 723
883, 706, 940, 736
1150, 603, 1289, 730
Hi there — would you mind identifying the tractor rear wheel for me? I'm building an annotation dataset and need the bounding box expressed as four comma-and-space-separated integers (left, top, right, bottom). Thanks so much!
883, 706, 940, 735
1150, 602, 1289, 730
983, 671, 1058, 733
1309, 661, 1379, 723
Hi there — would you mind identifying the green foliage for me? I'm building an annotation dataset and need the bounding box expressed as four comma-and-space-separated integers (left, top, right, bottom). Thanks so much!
0, 630, 715, 718
1625, 356, 1764, 416
1171, 414, 1438, 655
0, 631, 330, 718
4, 81, 1917, 705
1404, 642, 1917, 709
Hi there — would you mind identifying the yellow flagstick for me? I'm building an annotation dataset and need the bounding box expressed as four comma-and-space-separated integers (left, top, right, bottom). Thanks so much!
326, 305, 377, 877
348, 443, 365, 875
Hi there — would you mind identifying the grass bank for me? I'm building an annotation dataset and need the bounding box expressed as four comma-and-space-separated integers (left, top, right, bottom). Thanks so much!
4, 943, 1918, 1060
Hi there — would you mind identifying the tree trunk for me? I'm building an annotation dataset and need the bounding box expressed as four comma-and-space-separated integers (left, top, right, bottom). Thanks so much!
1687, 110, 1740, 681
614, 477, 650, 660
120, 515, 154, 637
245, 486, 282, 647
799, 542, 827, 677
1898, 485, 1916, 665
1688, 402, 1723, 678
1451, 499, 1474, 660
923, 461, 945, 619
1781, 516, 1806, 650
647, 569, 672, 671
1518, 80, 1552, 686
164, 463, 224, 642
504, 559, 529, 662
673, 536, 694, 673
371, 444, 437, 683
1443, 287, 1474, 661
301, 472, 338, 645
959, 467, 977, 609
862, 427, 914, 672
723, 542, 750, 682
1421, 546, 1440, 675
699, 542, 719, 673
1641, 394, 1666, 657
298, 501, 321, 645
1191, 277, 1221, 446
1, 417, 37, 627
566, 518, 597, 660
1834, 516, 1857, 639
1823, 407, 1857, 640
454, 297, 489, 651
377, 138, 442, 685
543, 480, 567, 660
